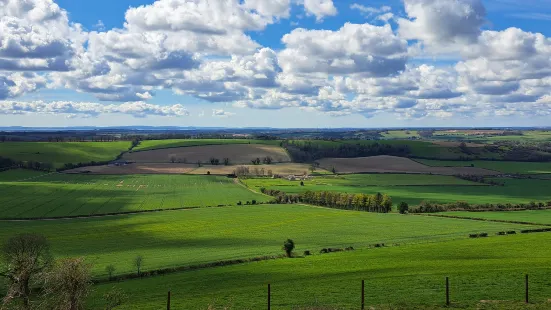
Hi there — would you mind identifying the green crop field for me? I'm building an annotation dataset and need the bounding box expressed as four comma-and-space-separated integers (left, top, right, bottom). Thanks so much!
0, 141, 131, 168
441, 210, 551, 225
133, 139, 282, 151
243, 174, 551, 206
0, 169, 47, 181
0, 173, 267, 218
416, 159, 551, 174
380, 130, 420, 139
88, 232, 551, 309
0, 205, 538, 278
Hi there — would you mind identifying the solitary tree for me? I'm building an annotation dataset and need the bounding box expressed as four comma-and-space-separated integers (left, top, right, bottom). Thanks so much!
1, 233, 53, 309
282, 239, 295, 258
134, 255, 143, 276
41, 257, 92, 310
398, 202, 409, 214
105, 265, 116, 280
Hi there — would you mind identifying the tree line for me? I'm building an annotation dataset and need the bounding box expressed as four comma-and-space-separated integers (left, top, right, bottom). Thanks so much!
261, 189, 393, 213
410, 200, 551, 213
283, 141, 411, 162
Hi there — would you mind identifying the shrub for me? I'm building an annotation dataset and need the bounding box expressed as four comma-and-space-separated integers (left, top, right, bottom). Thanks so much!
345, 246, 354, 251
398, 202, 409, 214
283, 239, 295, 258
237, 201, 242, 206
303, 250, 311, 256
319, 248, 328, 254
507, 231, 517, 235
497, 231, 506, 236
251, 200, 257, 205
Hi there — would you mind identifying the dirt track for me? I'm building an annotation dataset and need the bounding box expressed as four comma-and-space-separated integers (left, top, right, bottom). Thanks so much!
122, 144, 291, 164
318, 155, 500, 176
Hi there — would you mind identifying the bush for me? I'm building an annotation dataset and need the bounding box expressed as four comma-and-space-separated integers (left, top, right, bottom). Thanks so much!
507, 231, 517, 235
283, 239, 295, 258
319, 248, 328, 254
251, 200, 257, 205
303, 250, 311, 256
398, 202, 409, 214
237, 201, 242, 206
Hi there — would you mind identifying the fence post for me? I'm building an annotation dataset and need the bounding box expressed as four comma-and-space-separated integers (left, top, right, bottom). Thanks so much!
446, 277, 450, 306
361, 279, 365, 310
525, 274, 529, 303
268, 284, 271, 310
167, 290, 171, 310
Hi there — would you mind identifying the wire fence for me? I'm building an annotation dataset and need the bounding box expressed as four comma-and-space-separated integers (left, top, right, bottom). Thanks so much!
160, 272, 551, 309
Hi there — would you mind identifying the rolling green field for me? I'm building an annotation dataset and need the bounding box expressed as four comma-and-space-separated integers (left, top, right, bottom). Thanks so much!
243, 174, 551, 206
0, 141, 131, 168
416, 159, 551, 174
89, 232, 551, 309
441, 210, 551, 225
133, 139, 282, 151
0, 205, 538, 278
380, 130, 420, 139
0, 172, 267, 218
0, 168, 46, 181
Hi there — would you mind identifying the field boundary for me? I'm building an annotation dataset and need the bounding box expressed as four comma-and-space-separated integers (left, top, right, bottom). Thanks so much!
131, 140, 280, 153
416, 213, 551, 227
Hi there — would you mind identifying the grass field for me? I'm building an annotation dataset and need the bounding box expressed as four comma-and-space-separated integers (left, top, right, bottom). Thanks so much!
133, 139, 281, 151
0, 205, 538, 278
380, 130, 420, 139
88, 232, 551, 309
441, 210, 551, 225
416, 159, 551, 174
244, 174, 551, 206
0, 169, 46, 181
0, 172, 267, 218
0, 141, 131, 168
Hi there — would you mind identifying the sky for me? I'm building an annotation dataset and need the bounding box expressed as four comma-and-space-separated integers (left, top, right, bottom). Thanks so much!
1, 0, 551, 128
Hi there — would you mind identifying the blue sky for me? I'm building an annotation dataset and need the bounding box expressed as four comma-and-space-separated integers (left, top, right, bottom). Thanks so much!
1, 0, 551, 127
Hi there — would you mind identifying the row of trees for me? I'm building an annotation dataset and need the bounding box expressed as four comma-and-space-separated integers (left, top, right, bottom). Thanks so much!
283, 141, 411, 162
0, 157, 54, 172
250, 157, 273, 165
233, 166, 274, 177
0, 233, 125, 310
410, 200, 551, 213
261, 189, 393, 213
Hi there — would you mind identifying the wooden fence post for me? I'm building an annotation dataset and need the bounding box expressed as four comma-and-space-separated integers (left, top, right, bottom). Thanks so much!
268, 284, 271, 310
167, 290, 171, 310
361, 279, 365, 310
525, 274, 529, 304
446, 277, 450, 306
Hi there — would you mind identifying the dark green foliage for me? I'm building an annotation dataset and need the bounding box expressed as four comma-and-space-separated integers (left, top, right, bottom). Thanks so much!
398, 202, 409, 214
410, 200, 551, 213
261, 189, 393, 213
283, 140, 411, 162
283, 239, 295, 258
303, 250, 311, 256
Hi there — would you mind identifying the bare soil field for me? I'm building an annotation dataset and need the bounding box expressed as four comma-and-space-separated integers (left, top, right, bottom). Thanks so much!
64, 163, 197, 174
318, 155, 499, 176
65, 163, 322, 176
123, 144, 291, 164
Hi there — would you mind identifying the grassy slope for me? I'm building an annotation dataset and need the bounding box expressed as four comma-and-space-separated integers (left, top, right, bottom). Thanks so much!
441, 210, 551, 225
245, 174, 551, 205
416, 159, 551, 174
0, 142, 131, 167
133, 139, 282, 151
380, 130, 420, 139
0, 174, 267, 218
89, 233, 551, 309
0, 205, 538, 277
0, 169, 47, 181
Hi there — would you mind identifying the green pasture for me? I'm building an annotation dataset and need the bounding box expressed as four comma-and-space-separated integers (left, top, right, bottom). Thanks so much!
0, 141, 131, 168
441, 210, 551, 225
0, 204, 537, 278
380, 130, 420, 139
0, 169, 46, 181
0, 173, 267, 218
133, 139, 282, 151
416, 159, 551, 174
89, 233, 551, 309
244, 174, 551, 206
